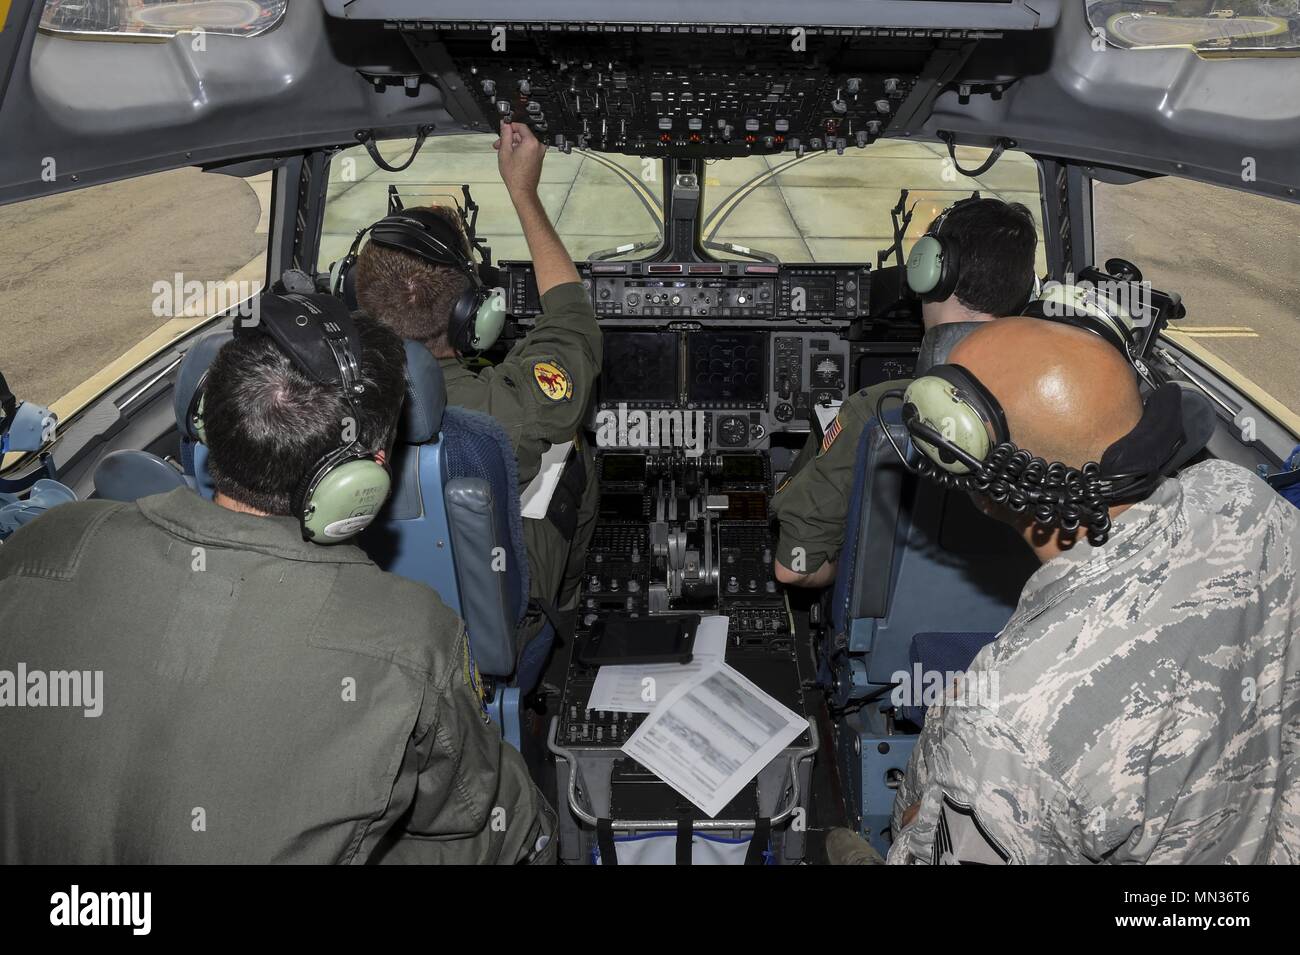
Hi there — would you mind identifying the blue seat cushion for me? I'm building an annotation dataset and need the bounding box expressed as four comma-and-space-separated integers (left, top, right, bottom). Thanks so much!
898, 630, 999, 727
439, 406, 529, 628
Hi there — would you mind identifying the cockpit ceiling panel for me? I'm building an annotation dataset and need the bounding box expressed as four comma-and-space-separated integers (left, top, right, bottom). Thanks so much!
419, 27, 975, 158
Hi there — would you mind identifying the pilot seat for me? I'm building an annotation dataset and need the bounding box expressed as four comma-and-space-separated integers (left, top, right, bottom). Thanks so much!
356, 340, 551, 750
824, 410, 1037, 855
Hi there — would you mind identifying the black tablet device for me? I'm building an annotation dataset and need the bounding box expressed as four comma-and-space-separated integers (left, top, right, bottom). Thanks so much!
577, 615, 701, 667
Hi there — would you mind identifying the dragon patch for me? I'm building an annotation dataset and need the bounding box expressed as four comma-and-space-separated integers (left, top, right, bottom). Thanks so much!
532, 361, 573, 401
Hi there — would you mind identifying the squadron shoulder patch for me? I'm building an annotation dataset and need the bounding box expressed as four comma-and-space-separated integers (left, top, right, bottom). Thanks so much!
532, 360, 573, 401
819, 414, 844, 455
462, 637, 486, 706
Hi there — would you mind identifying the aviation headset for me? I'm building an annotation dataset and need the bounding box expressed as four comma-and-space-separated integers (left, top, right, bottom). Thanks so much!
187, 292, 396, 544
877, 367, 1191, 546
905, 195, 1038, 308
1022, 282, 1133, 355
330, 207, 507, 354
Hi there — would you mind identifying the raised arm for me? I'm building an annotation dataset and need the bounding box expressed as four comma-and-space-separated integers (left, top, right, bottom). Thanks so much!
494, 120, 580, 295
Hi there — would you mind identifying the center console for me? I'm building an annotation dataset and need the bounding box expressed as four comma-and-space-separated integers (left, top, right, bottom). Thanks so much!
549, 449, 818, 862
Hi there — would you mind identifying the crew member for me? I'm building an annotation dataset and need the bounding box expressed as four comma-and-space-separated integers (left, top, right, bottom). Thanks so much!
772, 197, 1038, 587
354, 121, 600, 687
876, 318, 1298, 863
0, 297, 554, 863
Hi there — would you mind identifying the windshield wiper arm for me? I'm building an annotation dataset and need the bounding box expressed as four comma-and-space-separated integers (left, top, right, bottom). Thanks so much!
589, 238, 663, 261
702, 240, 780, 264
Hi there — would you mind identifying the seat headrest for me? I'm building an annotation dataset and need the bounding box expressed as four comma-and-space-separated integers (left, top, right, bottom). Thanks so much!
400, 340, 447, 443
94, 449, 188, 502
173, 331, 233, 440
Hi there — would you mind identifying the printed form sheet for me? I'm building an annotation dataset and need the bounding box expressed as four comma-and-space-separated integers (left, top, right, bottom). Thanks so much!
621, 663, 807, 818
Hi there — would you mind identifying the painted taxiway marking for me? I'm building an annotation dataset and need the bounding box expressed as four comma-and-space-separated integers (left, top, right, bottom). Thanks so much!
1170, 326, 1259, 339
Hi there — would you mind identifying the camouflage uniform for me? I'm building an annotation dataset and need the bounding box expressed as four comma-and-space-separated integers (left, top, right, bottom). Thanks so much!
887, 459, 1300, 864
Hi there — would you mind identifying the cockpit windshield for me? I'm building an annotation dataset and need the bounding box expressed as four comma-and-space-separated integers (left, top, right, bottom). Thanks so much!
700, 141, 1048, 271
321, 134, 665, 269
323, 135, 1048, 271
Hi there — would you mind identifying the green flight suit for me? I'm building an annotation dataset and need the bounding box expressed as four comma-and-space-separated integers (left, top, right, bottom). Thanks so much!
771, 321, 988, 577
438, 281, 601, 645
0, 489, 555, 864
771, 379, 907, 576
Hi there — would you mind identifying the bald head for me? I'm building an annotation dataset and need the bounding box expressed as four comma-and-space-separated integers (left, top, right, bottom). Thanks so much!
948, 317, 1143, 468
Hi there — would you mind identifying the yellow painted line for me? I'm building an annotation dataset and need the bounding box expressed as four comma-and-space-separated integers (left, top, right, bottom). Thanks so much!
1176, 331, 1261, 339
1176, 325, 1255, 333
1163, 331, 1300, 439
578, 151, 664, 225
702, 152, 820, 238
0, 0, 12, 33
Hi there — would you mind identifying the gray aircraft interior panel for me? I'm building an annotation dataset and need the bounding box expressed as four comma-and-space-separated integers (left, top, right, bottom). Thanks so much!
923, 0, 1300, 201
321, 0, 1062, 31
0, 0, 449, 205
1, 0, 1297, 203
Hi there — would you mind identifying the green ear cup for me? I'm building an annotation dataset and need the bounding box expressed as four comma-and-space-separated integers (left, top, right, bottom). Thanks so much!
906, 235, 945, 296
301, 458, 391, 542
903, 375, 991, 475
470, 288, 507, 351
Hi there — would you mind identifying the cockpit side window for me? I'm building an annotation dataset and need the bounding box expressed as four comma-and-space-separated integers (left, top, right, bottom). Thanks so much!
1094, 175, 1300, 420
0, 167, 268, 422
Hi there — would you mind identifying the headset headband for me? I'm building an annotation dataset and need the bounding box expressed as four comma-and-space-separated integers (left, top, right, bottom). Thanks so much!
245, 293, 366, 401
877, 368, 1192, 545
369, 212, 478, 278
926, 193, 987, 239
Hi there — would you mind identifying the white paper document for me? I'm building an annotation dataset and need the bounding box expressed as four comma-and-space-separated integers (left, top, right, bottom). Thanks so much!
586, 615, 728, 714
621, 662, 807, 818
814, 400, 843, 433
520, 440, 574, 519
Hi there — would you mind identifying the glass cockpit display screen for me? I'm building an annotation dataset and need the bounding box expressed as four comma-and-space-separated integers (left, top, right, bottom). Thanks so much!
601, 331, 679, 404
687, 332, 766, 405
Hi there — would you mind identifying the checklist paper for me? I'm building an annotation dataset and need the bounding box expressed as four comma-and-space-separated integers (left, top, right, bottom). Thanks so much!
520, 440, 574, 519
621, 663, 807, 818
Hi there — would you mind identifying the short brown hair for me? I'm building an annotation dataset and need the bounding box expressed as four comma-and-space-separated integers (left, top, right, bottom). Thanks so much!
354, 205, 470, 354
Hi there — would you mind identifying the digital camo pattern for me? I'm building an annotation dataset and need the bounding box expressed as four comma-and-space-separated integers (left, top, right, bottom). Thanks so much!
888, 459, 1300, 864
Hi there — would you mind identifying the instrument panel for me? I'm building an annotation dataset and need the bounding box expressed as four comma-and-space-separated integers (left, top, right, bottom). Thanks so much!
503, 259, 918, 451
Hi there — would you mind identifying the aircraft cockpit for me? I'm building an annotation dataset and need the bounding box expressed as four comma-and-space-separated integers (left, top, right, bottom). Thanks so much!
1, 0, 1298, 874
